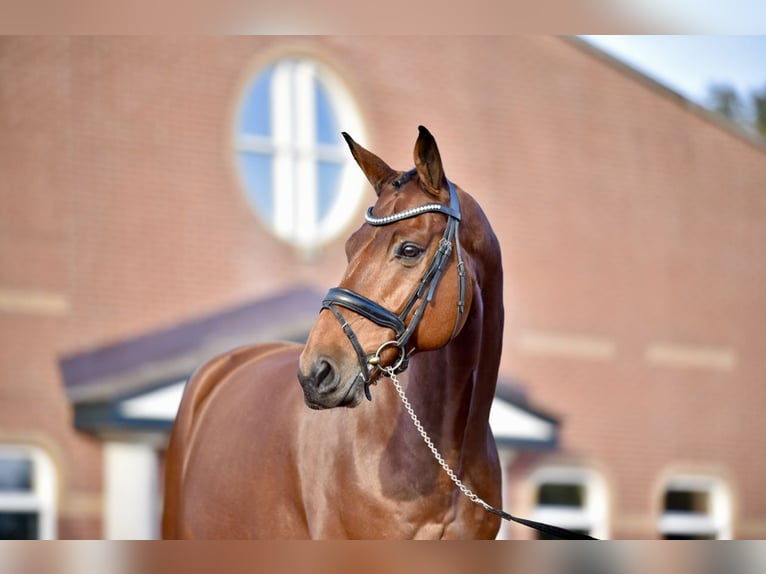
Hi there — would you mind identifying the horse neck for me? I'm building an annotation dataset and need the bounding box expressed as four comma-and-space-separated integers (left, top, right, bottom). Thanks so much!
397, 234, 504, 459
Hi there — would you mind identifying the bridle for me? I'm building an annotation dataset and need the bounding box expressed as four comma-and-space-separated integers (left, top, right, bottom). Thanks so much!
321, 180, 466, 401
319, 176, 596, 540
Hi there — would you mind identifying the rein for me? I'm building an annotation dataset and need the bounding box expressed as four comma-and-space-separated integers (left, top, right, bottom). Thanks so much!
321, 180, 596, 540
383, 365, 596, 540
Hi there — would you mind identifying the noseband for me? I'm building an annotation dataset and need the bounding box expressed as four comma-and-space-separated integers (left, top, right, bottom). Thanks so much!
321, 181, 466, 401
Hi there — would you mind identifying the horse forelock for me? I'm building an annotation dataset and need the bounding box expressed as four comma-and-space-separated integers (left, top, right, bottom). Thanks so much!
391, 168, 417, 189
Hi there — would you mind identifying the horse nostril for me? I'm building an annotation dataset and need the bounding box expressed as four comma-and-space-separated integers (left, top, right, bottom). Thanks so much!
298, 357, 339, 396
315, 358, 336, 391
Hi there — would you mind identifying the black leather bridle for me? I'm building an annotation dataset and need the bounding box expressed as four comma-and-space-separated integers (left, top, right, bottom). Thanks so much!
320, 177, 597, 540
321, 181, 466, 401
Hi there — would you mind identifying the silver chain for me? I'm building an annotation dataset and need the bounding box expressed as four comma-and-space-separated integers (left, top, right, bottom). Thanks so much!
382, 365, 494, 514
381, 367, 597, 540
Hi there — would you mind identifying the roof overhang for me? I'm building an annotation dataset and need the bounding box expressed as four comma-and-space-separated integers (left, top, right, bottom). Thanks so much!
72, 379, 560, 451
60, 286, 559, 450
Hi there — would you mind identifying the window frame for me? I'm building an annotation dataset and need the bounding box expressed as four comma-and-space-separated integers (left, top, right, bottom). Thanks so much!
658, 474, 731, 539
233, 54, 367, 253
528, 465, 609, 539
0, 445, 57, 539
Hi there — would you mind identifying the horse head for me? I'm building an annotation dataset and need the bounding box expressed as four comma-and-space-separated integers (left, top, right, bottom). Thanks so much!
298, 126, 475, 409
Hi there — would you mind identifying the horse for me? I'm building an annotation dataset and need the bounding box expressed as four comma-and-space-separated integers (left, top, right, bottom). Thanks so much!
162, 125, 505, 539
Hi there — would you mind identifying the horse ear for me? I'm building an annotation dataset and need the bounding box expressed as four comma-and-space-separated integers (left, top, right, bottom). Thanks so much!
342, 132, 396, 196
414, 125, 446, 198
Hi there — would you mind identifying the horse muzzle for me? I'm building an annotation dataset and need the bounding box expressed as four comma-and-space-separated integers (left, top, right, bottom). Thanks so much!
297, 357, 365, 410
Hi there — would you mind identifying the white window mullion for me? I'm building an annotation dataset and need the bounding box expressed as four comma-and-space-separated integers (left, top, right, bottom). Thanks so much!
271, 60, 295, 240
293, 61, 318, 250
237, 134, 275, 155
660, 512, 717, 537
0, 493, 40, 511
315, 145, 346, 163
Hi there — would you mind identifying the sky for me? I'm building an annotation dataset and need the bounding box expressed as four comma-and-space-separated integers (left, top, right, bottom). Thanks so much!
608, 1, 766, 34
580, 36, 766, 108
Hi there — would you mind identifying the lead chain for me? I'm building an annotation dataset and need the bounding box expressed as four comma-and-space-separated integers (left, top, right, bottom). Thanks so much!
381, 365, 494, 513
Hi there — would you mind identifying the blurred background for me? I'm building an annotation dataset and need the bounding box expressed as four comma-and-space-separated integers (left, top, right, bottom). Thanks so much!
1, 35, 765, 540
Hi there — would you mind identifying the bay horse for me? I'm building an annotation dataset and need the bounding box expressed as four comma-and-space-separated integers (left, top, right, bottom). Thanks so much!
162, 126, 505, 539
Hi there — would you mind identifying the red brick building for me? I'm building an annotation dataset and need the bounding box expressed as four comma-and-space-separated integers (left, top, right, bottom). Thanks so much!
1, 36, 765, 539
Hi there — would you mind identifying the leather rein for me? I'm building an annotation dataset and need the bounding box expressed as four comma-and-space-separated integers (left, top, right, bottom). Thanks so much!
321, 180, 465, 401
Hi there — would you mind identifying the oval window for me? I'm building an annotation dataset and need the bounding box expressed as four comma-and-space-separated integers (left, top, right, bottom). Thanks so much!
234, 57, 366, 252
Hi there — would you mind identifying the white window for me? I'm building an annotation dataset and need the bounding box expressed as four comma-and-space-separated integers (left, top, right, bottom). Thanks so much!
529, 466, 609, 539
234, 56, 366, 253
0, 446, 57, 539
659, 475, 731, 539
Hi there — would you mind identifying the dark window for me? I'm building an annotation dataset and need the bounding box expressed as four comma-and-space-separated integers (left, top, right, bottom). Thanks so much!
0, 453, 44, 539
537, 482, 585, 507
663, 533, 715, 540
0, 512, 38, 540
537, 529, 591, 540
664, 489, 710, 513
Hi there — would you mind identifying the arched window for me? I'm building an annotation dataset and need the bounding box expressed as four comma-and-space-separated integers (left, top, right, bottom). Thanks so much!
658, 475, 731, 539
234, 56, 366, 253
529, 465, 609, 539
0, 445, 57, 539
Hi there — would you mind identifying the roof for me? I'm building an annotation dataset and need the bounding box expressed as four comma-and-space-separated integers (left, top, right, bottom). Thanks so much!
59, 286, 324, 404
491, 380, 560, 449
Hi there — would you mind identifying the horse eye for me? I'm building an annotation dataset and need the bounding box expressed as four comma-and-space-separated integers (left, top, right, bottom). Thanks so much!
397, 243, 424, 259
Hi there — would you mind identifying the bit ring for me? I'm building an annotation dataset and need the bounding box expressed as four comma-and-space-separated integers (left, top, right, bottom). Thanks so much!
368, 340, 406, 372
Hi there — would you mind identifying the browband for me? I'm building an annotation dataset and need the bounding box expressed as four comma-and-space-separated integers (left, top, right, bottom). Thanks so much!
365, 182, 462, 226
365, 202, 461, 226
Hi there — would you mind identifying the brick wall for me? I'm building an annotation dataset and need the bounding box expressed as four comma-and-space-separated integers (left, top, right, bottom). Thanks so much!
1, 36, 764, 538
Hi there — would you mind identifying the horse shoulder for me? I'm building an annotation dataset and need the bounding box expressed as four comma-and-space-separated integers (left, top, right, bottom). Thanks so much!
162, 341, 302, 538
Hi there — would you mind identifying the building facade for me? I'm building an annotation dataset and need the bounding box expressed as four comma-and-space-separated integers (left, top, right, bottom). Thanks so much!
1, 36, 765, 539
